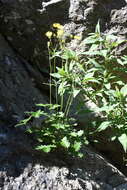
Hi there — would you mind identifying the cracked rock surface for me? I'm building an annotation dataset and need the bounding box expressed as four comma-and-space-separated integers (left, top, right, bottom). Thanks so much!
1, 0, 127, 189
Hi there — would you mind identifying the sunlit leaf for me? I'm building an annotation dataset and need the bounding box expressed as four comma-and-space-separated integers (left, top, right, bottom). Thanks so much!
60, 137, 70, 148
73, 89, 80, 98
118, 134, 127, 152
97, 121, 111, 132
120, 85, 127, 97
36, 145, 56, 153
73, 142, 81, 151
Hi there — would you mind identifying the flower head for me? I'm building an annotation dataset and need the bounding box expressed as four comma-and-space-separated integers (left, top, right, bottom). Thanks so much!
45, 31, 52, 39
53, 23, 63, 29
57, 29, 64, 38
74, 36, 81, 40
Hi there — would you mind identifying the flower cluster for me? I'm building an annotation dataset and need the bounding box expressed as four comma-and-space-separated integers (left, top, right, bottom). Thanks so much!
45, 23, 81, 40
45, 23, 64, 39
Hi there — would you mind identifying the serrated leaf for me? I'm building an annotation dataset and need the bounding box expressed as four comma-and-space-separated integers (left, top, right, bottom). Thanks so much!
118, 134, 127, 152
60, 137, 70, 148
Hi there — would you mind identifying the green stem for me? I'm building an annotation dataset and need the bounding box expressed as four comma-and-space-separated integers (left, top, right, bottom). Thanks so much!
64, 91, 72, 117
60, 59, 65, 112
48, 42, 52, 105
66, 93, 73, 117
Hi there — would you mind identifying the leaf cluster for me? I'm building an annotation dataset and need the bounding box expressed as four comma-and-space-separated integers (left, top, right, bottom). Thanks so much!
18, 22, 127, 157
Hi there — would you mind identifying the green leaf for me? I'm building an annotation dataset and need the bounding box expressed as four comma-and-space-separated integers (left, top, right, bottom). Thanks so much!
57, 67, 66, 76
52, 123, 65, 129
60, 137, 70, 148
95, 20, 100, 34
114, 81, 124, 86
83, 36, 98, 44
117, 58, 124, 66
104, 83, 111, 90
36, 104, 51, 107
58, 81, 67, 95
77, 130, 84, 137
73, 142, 81, 152
32, 110, 43, 118
120, 85, 127, 97
70, 132, 77, 137
62, 49, 77, 60
36, 145, 56, 153
49, 104, 61, 110
50, 73, 61, 78
100, 50, 108, 58
15, 116, 32, 127
77, 153, 83, 158
118, 134, 127, 152
97, 121, 111, 132
81, 51, 102, 56
111, 136, 116, 141
73, 89, 80, 98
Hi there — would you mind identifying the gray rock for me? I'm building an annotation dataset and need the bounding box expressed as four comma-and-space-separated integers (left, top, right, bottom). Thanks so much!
0, 0, 127, 189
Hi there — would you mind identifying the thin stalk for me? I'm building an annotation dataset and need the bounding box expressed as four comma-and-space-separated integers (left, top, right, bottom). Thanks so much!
60, 59, 65, 112
66, 81, 76, 117
49, 61, 52, 105
66, 93, 73, 117
55, 81, 58, 111
47, 41, 52, 105
64, 91, 72, 117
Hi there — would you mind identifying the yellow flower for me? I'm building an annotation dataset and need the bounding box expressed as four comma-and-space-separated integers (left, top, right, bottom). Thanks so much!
74, 36, 81, 40
70, 34, 73, 38
45, 31, 52, 39
53, 23, 63, 29
57, 29, 64, 38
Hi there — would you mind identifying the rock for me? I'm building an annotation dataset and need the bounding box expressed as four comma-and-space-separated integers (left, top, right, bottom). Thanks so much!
0, 146, 127, 190
1, 0, 127, 65
1, 0, 127, 189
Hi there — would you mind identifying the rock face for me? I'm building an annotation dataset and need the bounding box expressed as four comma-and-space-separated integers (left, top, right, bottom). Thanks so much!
1, 0, 127, 189
1, 34, 127, 190
1, 132, 127, 190
0, 0, 127, 63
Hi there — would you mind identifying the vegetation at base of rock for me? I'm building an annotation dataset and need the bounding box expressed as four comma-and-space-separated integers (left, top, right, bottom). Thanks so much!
18, 22, 127, 156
